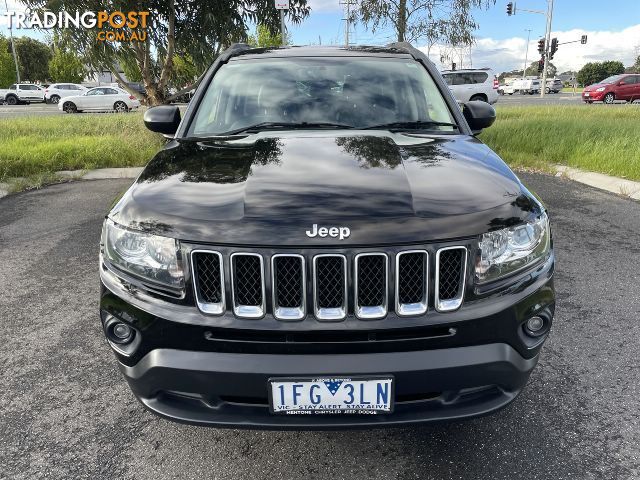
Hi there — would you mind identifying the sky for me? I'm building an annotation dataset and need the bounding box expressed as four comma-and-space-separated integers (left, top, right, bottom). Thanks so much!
1, 0, 639, 74
290, 0, 640, 73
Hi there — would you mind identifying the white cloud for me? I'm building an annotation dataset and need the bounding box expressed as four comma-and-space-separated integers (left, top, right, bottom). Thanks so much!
307, 0, 343, 13
419, 24, 640, 74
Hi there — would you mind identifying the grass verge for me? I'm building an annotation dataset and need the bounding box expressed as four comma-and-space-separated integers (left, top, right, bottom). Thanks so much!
0, 113, 164, 184
480, 105, 640, 181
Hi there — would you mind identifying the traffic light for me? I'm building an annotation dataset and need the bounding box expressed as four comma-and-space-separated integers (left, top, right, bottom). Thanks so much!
506, 2, 514, 15
537, 38, 545, 55
549, 38, 558, 59
581, 35, 588, 45
538, 58, 545, 73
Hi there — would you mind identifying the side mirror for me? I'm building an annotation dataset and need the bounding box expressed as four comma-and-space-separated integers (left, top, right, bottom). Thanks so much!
463, 101, 496, 134
144, 105, 181, 136
618, 81, 626, 86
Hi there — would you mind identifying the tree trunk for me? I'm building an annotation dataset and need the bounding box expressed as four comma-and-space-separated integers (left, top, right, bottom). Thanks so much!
397, 0, 407, 42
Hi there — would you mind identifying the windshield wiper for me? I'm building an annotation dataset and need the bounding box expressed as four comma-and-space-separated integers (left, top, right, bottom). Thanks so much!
222, 121, 355, 135
364, 120, 459, 131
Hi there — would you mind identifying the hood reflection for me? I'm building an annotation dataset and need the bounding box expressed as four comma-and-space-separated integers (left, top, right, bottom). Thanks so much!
110, 133, 542, 245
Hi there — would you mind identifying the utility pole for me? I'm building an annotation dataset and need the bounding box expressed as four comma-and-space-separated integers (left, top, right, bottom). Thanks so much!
540, 0, 554, 97
274, 1, 288, 46
522, 29, 532, 79
5, 0, 21, 84
340, 0, 354, 47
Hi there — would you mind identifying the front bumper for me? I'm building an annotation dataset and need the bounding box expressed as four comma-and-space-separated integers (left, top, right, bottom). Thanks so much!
100, 246, 554, 429
120, 343, 537, 429
582, 91, 604, 101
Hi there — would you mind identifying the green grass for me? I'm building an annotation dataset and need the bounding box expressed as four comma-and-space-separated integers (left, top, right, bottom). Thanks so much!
0, 113, 164, 182
561, 86, 581, 93
480, 105, 640, 180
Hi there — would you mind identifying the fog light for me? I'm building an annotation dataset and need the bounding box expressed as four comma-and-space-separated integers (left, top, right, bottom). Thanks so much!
525, 316, 545, 336
109, 322, 134, 344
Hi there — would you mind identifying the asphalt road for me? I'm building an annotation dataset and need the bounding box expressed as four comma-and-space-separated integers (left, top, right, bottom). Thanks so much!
0, 174, 639, 480
497, 92, 639, 105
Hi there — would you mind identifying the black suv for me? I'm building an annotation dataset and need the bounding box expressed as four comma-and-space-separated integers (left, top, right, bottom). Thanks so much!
99, 43, 555, 428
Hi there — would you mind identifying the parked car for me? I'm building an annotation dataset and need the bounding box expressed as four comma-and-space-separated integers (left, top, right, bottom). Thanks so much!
497, 82, 511, 95
111, 81, 147, 98
545, 78, 563, 94
59, 87, 141, 113
0, 83, 45, 105
98, 43, 555, 429
510, 78, 541, 95
441, 68, 499, 104
44, 83, 87, 104
582, 74, 640, 104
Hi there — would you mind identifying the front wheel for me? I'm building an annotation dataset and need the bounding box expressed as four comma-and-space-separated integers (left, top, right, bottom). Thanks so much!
63, 101, 77, 113
114, 101, 129, 113
604, 93, 615, 104
50, 95, 60, 104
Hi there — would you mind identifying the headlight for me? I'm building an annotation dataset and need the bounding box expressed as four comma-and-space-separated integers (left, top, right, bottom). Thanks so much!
596, 87, 606, 92
476, 212, 550, 283
102, 218, 184, 289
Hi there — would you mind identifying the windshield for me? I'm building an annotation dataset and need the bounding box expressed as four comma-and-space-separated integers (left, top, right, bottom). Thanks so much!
188, 57, 456, 136
600, 75, 624, 84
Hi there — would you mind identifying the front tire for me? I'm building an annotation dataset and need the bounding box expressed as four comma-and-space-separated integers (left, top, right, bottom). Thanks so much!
50, 95, 60, 104
604, 93, 615, 104
114, 101, 129, 113
62, 101, 77, 113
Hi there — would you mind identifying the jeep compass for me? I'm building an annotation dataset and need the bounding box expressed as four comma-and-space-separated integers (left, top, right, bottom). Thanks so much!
99, 43, 555, 428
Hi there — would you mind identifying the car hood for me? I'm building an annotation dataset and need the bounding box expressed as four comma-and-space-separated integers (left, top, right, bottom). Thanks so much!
110, 132, 542, 246
584, 83, 611, 91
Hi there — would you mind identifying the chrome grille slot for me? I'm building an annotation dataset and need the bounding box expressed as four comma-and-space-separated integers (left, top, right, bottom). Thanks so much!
354, 253, 388, 319
272, 254, 306, 321
230, 253, 265, 318
313, 255, 347, 321
395, 250, 428, 316
191, 250, 225, 315
435, 247, 467, 312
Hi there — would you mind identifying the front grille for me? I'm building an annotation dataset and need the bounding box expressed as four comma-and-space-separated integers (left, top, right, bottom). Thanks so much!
435, 247, 467, 312
396, 251, 428, 316
192, 246, 468, 320
230, 253, 265, 318
354, 253, 388, 319
272, 255, 305, 320
313, 255, 347, 321
191, 251, 224, 315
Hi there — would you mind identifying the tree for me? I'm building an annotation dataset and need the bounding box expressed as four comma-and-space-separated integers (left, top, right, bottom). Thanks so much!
171, 54, 199, 89
577, 61, 625, 87
352, 0, 495, 47
524, 60, 556, 78
22, 0, 311, 105
248, 24, 288, 48
625, 55, 640, 73
0, 35, 17, 87
14, 36, 51, 82
49, 47, 85, 83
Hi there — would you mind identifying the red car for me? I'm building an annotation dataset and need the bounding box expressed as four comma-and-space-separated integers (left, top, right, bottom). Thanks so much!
582, 74, 640, 104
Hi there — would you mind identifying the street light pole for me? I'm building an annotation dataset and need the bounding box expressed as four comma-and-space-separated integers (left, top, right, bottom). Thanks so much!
523, 29, 532, 80
540, 0, 554, 97
4, 0, 21, 83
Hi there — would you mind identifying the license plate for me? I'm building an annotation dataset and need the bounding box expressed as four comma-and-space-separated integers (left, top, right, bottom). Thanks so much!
584, 93, 590, 97
269, 376, 394, 415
